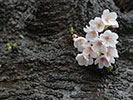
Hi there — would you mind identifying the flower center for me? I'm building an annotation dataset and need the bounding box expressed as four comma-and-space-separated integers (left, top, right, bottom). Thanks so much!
91, 31, 96, 35
100, 57, 105, 62
107, 51, 111, 56
97, 23, 101, 28
105, 17, 110, 21
79, 39, 83, 43
88, 47, 92, 51
105, 36, 110, 40
98, 41, 102, 46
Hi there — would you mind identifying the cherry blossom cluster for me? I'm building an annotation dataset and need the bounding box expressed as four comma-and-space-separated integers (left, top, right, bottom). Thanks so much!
72, 9, 119, 69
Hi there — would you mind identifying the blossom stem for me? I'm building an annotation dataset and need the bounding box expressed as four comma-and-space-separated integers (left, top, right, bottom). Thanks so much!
104, 25, 109, 31
71, 27, 74, 35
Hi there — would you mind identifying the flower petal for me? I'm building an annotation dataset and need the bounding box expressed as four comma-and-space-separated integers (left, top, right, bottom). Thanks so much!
76, 54, 88, 66
95, 56, 100, 65
88, 57, 93, 65
98, 62, 104, 69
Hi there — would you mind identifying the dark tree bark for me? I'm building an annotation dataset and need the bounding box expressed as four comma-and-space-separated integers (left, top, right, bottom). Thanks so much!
0, 0, 133, 100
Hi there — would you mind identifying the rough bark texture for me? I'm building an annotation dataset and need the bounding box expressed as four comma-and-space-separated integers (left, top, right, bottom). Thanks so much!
0, 0, 133, 100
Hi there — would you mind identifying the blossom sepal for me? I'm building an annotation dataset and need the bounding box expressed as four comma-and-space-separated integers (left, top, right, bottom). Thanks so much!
107, 66, 114, 71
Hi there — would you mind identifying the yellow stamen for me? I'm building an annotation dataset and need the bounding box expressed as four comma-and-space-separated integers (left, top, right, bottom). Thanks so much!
105, 17, 110, 21
91, 31, 96, 35
79, 39, 83, 43
105, 36, 110, 40
97, 23, 101, 28
107, 51, 111, 56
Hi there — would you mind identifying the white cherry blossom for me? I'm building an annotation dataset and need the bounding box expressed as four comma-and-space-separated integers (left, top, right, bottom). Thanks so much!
74, 37, 87, 52
105, 47, 119, 61
83, 43, 97, 58
95, 55, 111, 69
83, 49, 94, 65
83, 25, 98, 41
100, 30, 118, 47
76, 53, 93, 66
73, 9, 119, 69
89, 17, 105, 32
102, 9, 119, 27
91, 38, 107, 54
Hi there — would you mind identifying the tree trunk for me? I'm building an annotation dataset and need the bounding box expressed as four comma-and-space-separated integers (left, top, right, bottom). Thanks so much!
0, 0, 133, 100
